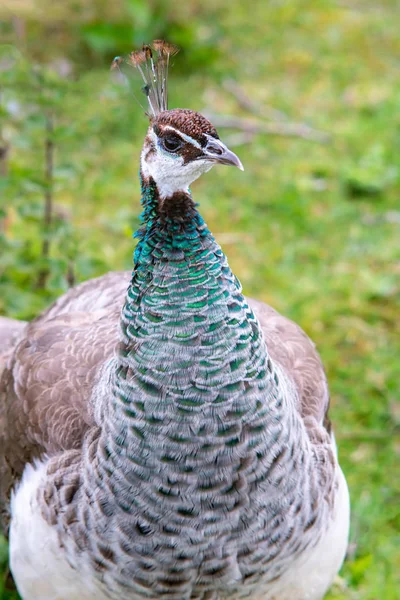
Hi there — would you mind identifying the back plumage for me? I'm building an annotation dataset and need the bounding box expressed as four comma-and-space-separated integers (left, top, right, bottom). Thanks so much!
0, 317, 27, 355
0, 42, 349, 600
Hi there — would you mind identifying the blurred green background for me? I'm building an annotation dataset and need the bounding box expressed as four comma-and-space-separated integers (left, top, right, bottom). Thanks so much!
0, 1, 399, 598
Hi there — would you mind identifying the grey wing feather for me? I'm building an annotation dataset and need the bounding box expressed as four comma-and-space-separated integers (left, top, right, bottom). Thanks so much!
34, 270, 130, 323
248, 297, 331, 437
0, 272, 130, 532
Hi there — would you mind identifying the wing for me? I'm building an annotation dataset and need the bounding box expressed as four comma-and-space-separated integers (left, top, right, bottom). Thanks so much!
248, 297, 331, 439
0, 272, 130, 531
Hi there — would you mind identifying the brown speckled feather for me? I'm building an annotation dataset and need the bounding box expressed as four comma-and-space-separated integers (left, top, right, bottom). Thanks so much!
0, 273, 128, 531
0, 271, 330, 534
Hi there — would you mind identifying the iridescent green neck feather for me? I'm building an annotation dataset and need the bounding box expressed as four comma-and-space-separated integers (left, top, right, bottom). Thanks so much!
102, 173, 299, 489
116, 174, 272, 424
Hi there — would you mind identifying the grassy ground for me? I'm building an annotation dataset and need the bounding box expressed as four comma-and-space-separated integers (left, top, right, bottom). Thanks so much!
1, 1, 399, 598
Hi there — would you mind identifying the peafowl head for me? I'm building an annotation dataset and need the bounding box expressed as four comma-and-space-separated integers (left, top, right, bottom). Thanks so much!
112, 41, 243, 199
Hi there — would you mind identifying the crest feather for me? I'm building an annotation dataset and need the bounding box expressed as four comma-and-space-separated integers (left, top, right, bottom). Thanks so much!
112, 41, 179, 117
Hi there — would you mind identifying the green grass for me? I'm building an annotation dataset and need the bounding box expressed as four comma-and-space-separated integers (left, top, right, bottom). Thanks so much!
1, 1, 399, 598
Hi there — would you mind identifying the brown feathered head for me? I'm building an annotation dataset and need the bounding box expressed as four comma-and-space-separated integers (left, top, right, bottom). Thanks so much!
112, 41, 243, 199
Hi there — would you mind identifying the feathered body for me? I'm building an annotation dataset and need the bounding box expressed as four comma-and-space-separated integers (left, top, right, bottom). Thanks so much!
0, 42, 349, 600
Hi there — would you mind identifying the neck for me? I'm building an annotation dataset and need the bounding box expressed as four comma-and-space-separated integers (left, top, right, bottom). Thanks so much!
97, 173, 301, 480
119, 173, 270, 413
133, 174, 203, 268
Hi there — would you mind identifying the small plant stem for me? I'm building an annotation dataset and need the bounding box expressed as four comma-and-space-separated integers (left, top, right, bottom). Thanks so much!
66, 260, 75, 288
37, 114, 54, 289
0, 88, 9, 235
0, 145, 7, 176
0, 88, 9, 177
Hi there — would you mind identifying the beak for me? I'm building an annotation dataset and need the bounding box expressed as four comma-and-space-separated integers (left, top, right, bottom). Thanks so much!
202, 135, 244, 171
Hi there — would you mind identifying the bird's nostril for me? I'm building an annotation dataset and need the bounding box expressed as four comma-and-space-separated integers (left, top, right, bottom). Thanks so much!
207, 143, 223, 155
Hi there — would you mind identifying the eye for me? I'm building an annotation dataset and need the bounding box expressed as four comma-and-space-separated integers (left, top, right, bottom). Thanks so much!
161, 135, 183, 153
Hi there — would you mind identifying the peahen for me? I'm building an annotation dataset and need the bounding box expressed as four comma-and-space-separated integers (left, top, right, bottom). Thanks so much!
0, 42, 349, 600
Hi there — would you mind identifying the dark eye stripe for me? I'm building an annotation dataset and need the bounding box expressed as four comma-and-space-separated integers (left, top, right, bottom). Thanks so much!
153, 125, 205, 163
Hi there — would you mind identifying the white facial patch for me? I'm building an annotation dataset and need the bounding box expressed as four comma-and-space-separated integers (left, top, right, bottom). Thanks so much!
140, 128, 213, 199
